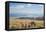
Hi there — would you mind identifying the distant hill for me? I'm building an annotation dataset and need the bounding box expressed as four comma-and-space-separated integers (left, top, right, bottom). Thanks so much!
16, 16, 44, 20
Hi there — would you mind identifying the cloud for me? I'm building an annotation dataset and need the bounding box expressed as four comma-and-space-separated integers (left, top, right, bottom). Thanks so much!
9, 3, 44, 17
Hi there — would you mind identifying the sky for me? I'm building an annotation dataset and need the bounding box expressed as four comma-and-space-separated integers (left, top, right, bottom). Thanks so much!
9, 3, 44, 17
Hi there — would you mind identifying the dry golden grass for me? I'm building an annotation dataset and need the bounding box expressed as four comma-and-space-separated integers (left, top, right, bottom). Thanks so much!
9, 18, 44, 29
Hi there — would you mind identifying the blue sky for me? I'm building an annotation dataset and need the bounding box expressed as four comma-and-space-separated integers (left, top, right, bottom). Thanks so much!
9, 3, 44, 17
